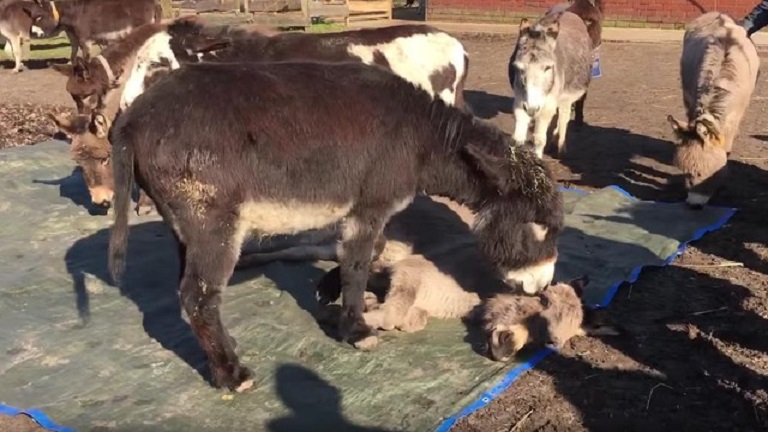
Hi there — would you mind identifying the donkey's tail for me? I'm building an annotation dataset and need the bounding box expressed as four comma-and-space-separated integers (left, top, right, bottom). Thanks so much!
108, 122, 136, 286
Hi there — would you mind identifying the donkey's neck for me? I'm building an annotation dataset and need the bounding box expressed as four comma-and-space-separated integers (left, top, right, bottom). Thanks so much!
100, 23, 167, 84
418, 107, 512, 212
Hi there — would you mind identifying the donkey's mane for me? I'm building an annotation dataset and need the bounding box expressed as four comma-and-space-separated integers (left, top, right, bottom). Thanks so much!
692, 20, 748, 122
429, 98, 556, 201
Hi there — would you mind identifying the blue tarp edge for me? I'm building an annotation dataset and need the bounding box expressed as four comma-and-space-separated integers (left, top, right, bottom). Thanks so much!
434, 184, 737, 432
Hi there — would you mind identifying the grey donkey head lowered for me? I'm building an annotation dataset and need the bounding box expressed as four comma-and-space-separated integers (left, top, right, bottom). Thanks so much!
667, 114, 729, 209
49, 112, 114, 208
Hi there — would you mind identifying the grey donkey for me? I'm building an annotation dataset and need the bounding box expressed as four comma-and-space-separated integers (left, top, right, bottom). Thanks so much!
509, 11, 593, 158
0, 0, 56, 73
667, 11, 760, 209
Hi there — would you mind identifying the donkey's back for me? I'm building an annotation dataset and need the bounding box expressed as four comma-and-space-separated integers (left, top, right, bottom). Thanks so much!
681, 11, 759, 143
547, 11, 592, 96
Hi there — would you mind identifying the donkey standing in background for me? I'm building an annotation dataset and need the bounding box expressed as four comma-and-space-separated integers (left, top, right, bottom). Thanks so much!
545, 0, 604, 127
34, 0, 162, 66
0, 0, 56, 73
509, 11, 593, 158
667, 11, 760, 208
49, 17, 470, 213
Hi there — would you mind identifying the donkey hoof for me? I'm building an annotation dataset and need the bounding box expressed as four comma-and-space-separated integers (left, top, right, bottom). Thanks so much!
214, 364, 256, 393
135, 204, 156, 216
339, 313, 378, 350
11, 68, 23, 74
353, 334, 380, 351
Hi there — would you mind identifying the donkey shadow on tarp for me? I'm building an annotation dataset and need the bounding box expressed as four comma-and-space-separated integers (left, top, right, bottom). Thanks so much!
268, 363, 395, 432
64, 207, 657, 386
32, 166, 109, 216
64, 221, 329, 386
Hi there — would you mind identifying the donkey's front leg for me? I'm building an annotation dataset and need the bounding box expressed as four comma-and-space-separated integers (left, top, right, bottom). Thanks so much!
9, 35, 24, 73
513, 105, 532, 147
532, 104, 557, 158
337, 216, 383, 351
555, 101, 573, 157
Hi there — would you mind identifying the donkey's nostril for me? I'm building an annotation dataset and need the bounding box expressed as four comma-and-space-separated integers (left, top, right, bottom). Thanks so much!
95, 200, 111, 209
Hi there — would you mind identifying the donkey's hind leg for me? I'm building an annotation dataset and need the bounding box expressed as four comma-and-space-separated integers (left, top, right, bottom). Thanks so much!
370, 260, 422, 331
178, 216, 253, 392
397, 306, 429, 333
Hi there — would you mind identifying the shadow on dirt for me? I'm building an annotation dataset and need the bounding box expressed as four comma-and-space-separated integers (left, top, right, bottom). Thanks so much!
267, 363, 396, 432
530, 158, 768, 429
0, 58, 68, 71
552, 123, 680, 201
464, 90, 513, 120
538, 260, 768, 430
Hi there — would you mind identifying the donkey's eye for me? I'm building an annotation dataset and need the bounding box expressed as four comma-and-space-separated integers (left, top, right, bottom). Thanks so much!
544, 66, 553, 72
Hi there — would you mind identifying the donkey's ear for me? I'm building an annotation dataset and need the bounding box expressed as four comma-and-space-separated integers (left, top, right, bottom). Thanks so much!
51, 63, 74, 77
91, 113, 110, 138
568, 274, 590, 298
49, 112, 73, 134
488, 326, 527, 362
519, 17, 530, 31
21, 4, 44, 20
545, 13, 563, 38
666, 114, 688, 140
463, 143, 510, 192
73, 57, 90, 80
49, 112, 88, 135
694, 117, 721, 143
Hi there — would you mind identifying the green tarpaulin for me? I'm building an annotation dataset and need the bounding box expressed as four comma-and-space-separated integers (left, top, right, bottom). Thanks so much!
0, 141, 734, 432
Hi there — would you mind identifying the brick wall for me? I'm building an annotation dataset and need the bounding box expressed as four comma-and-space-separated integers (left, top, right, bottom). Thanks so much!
426, 0, 760, 28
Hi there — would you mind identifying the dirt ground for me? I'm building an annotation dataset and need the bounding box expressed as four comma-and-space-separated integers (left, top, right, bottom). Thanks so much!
1, 34, 768, 432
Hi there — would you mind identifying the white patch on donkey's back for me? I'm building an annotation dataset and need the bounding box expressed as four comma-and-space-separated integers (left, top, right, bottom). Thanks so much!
346, 32, 466, 106
121, 31, 180, 110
